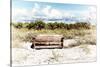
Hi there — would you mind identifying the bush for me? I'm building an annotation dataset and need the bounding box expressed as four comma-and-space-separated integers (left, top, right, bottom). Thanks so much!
26, 22, 35, 29
34, 20, 45, 30
12, 21, 91, 30
13, 22, 23, 29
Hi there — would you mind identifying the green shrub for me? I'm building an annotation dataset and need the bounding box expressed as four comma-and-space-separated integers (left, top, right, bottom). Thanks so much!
34, 20, 45, 30
12, 20, 91, 30
13, 22, 23, 29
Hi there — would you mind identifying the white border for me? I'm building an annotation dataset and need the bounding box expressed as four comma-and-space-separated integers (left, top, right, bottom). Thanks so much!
0, 0, 100, 67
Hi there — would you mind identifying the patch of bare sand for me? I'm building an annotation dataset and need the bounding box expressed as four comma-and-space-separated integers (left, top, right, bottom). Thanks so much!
12, 42, 96, 66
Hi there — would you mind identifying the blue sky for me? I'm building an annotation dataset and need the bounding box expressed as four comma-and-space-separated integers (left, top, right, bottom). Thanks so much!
12, 0, 89, 11
12, 0, 96, 24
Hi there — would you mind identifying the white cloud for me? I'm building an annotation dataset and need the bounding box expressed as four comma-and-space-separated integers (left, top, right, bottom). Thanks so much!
12, 3, 40, 17
89, 6, 96, 12
63, 11, 74, 18
50, 9, 62, 18
32, 8, 37, 15
80, 6, 96, 22
34, 3, 40, 9
12, 8, 27, 21
72, 6, 96, 23
88, 6, 96, 19
12, 8, 34, 22
42, 5, 72, 18
42, 6, 51, 16
31, 3, 39, 16
32, 4, 72, 18
12, 8, 28, 17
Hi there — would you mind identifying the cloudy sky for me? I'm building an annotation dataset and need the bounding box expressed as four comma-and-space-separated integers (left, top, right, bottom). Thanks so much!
12, 0, 96, 24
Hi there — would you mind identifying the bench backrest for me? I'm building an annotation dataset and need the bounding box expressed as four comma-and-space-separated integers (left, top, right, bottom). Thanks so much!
33, 35, 64, 42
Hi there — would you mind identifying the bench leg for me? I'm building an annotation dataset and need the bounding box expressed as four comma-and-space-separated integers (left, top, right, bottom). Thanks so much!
31, 42, 35, 49
31, 44, 34, 49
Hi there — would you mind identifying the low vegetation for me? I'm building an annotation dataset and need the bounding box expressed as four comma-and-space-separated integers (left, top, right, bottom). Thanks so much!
12, 20, 96, 48
12, 20, 91, 30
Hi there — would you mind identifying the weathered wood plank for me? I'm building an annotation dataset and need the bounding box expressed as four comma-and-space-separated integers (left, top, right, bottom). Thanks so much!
34, 42, 62, 45
35, 45, 63, 49
34, 34, 63, 42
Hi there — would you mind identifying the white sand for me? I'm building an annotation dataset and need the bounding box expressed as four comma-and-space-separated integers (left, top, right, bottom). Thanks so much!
12, 42, 96, 66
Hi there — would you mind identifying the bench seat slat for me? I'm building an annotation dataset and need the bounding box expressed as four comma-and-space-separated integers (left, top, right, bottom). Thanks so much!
34, 42, 62, 45
35, 45, 62, 49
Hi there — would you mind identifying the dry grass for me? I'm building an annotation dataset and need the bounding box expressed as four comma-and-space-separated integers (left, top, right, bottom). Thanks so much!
12, 25, 96, 48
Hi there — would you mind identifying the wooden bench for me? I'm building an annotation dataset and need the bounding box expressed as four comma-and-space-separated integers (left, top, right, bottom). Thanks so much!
31, 34, 64, 49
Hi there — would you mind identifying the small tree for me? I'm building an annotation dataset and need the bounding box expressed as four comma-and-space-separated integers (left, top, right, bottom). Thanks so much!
14, 22, 23, 29
58, 22, 65, 29
47, 23, 54, 30
34, 20, 45, 30
26, 22, 35, 29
